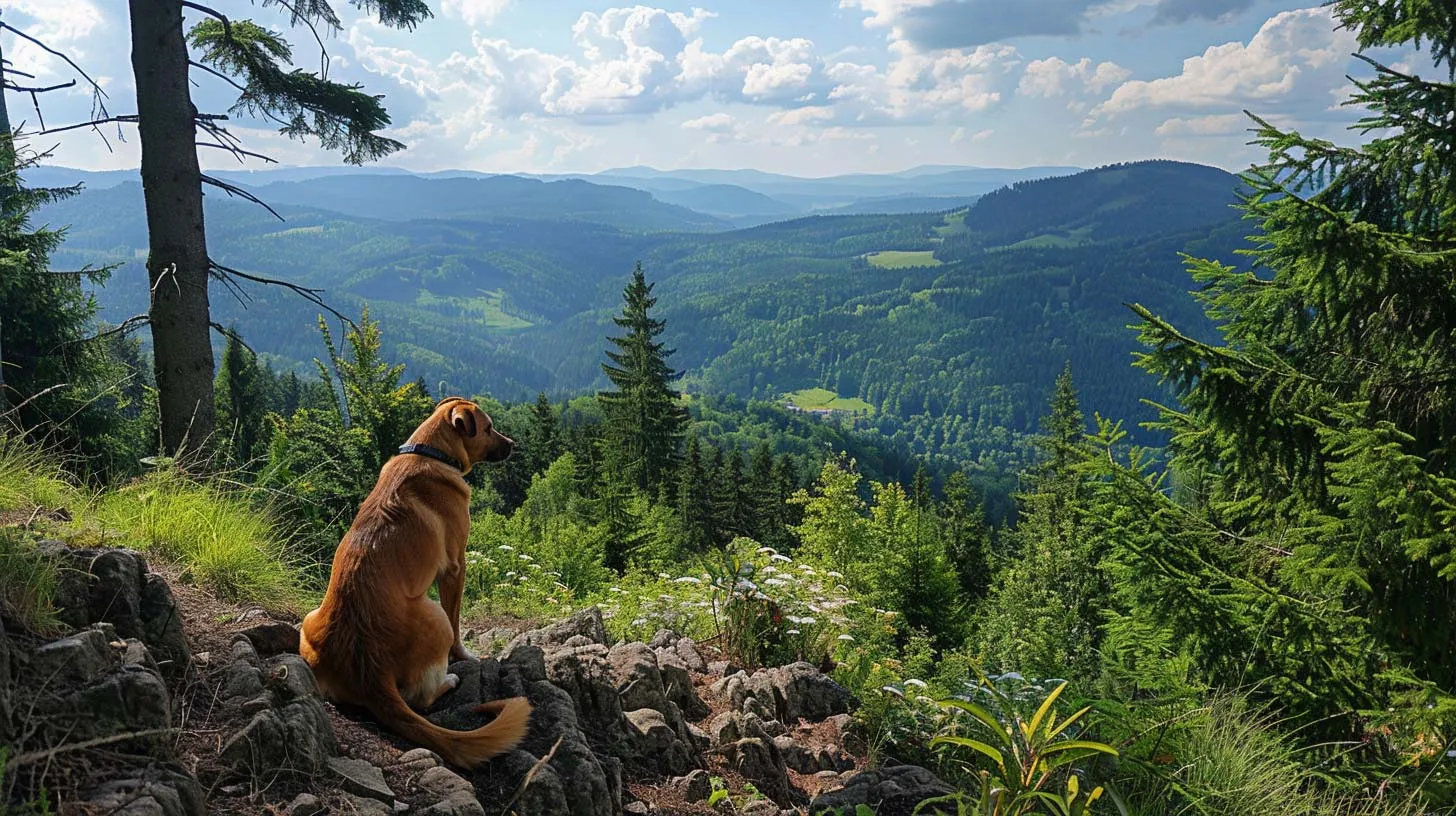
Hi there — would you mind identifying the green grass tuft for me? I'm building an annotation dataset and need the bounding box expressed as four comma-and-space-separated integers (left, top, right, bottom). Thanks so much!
0, 529, 61, 635
0, 436, 77, 513
86, 470, 308, 612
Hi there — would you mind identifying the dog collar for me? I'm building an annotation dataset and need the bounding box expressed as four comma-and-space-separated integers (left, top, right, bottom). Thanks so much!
397, 443, 464, 472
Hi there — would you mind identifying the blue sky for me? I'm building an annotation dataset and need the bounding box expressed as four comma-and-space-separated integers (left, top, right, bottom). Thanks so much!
2, 0, 1415, 176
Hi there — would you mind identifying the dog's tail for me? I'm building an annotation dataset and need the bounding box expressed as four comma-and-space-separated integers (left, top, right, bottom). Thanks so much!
367, 679, 532, 769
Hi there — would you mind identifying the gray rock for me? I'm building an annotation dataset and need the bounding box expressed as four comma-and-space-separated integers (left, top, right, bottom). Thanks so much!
769, 662, 853, 723
815, 745, 855, 773
219, 659, 265, 703
139, 572, 190, 678
623, 802, 650, 815
808, 765, 954, 816
773, 735, 818, 775
672, 769, 712, 802
675, 638, 708, 673
26, 627, 114, 687
653, 649, 710, 720
501, 644, 548, 683
506, 608, 608, 651
625, 708, 693, 776
648, 629, 679, 649
77, 767, 205, 816
266, 653, 322, 702
724, 737, 792, 806
236, 621, 301, 660
740, 801, 779, 816
396, 747, 444, 774
285, 793, 325, 816
344, 794, 394, 816
329, 757, 395, 805
219, 690, 337, 779
707, 660, 738, 677
47, 547, 190, 682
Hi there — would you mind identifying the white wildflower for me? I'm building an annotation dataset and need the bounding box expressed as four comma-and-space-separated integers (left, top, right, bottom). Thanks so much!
905, 679, 927, 689
674, 576, 702, 584
836, 634, 855, 642
770, 554, 792, 563
497, 545, 514, 552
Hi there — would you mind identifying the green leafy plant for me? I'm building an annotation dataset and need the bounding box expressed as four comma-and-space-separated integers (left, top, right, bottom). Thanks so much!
924, 677, 1117, 816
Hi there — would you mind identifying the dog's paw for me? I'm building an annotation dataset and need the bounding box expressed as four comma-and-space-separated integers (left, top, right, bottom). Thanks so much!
443, 673, 460, 691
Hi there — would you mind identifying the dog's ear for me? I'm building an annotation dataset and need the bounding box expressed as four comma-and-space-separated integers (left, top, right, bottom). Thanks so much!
449, 402, 478, 438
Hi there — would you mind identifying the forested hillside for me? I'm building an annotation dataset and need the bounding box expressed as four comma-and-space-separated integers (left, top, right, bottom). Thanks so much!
44, 160, 1240, 463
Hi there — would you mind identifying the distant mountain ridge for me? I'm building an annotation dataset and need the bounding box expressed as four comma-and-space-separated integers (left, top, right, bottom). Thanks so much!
25, 162, 1082, 228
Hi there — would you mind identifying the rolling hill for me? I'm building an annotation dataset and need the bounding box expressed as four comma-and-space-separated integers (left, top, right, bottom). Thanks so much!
42, 159, 1244, 462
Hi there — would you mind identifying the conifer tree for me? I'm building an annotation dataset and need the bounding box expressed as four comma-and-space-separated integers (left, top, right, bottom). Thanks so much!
713, 445, 748, 543
214, 329, 267, 468
677, 435, 713, 554
1112, 0, 1456, 732
525, 392, 561, 477
597, 262, 687, 495
0, 139, 138, 472
747, 441, 781, 545
942, 470, 992, 601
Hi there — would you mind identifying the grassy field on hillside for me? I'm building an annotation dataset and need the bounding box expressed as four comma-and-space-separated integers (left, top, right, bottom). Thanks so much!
417, 289, 534, 329
866, 250, 942, 269
783, 387, 875, 414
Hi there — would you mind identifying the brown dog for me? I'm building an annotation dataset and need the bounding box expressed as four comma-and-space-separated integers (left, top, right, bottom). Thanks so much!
299, 397, 531, 768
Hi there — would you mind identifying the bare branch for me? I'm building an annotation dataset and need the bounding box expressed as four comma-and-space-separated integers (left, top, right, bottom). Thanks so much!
209, 322, 257, 355
0, 23, 109, 102
0, 383, 70, 422
38, 115, 137, 137
197, 142, 277, 164
188, 59, 247, 93
209, 259, 355, 327
200, 173, 284, 220
181, 1, 234, 42
3, 80, 75, 94
78, 315, 152, 345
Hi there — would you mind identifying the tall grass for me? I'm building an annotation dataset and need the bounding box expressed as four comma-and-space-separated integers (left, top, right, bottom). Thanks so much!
0, 435, 77, 513
0, 529, 61, 635
85, 469, 308, 612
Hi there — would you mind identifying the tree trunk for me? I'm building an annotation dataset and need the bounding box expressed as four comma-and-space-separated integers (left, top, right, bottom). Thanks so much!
0, 28, 12, 415
128, 0, 215, 455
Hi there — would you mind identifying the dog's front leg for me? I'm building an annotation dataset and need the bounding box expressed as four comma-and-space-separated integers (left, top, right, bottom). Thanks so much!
440, 561, 476, 662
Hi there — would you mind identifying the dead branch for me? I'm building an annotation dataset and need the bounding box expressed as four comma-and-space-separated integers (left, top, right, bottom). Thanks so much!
4, 729, 178, 771
38, 115, 138, 137
200, 174, 284, 220
208, 259, 356, 326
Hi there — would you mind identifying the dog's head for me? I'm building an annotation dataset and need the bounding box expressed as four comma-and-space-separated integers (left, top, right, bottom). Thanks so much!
437, 397, 514, 468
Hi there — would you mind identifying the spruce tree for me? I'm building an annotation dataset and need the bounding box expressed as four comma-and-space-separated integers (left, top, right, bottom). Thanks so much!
597, 262, 687, 496
525, 392, 562, 476
942, 470, 992, 601
747, 441, 781, 546
214, 329, 267, 468
676, 435, 713, 554
0, 140, 138, 473
713, 445, 748, 543
1101, 1, 1456, 739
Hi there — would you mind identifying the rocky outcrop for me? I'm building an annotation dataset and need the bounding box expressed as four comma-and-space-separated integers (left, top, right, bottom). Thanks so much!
217, 638, 338, 779
43, 543, 191, 682
810, 764, 956, 816
715, 662, 855, 726
4, 556, 934, 816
